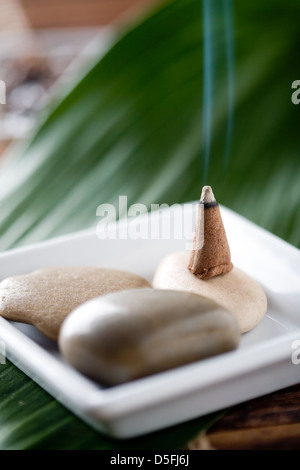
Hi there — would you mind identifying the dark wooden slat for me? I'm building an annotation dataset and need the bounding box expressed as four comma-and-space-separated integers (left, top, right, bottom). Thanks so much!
204, 384, 300, 450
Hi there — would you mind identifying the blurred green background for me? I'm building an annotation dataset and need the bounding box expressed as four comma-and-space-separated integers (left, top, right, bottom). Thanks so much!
0, 0, 299, 450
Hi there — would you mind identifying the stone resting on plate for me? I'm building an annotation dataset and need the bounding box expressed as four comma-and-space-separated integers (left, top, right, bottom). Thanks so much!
153, 186, 268, 333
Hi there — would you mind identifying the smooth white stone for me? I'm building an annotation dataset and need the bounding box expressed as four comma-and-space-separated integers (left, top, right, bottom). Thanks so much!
153, 251, 267, 333
59, 288, 240, 385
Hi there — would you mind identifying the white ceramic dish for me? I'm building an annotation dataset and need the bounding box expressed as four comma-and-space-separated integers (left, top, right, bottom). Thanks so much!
0, 203, 299, 438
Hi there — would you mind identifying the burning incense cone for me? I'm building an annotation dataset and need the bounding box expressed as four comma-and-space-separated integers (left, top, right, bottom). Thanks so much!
153, 186, 268, 333
188, 186, 233, 280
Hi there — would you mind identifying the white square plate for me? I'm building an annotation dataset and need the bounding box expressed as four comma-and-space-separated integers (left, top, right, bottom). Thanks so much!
0, 203, 300, 438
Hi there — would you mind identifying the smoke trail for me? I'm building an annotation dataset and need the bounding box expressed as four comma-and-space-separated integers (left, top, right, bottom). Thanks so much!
201, 0, 214, 180
201, 0, 235, 177
222, 0, 235, 170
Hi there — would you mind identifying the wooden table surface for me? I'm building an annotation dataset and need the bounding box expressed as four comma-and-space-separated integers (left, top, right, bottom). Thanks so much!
1, 0, 300, 451
202, 384, 300, 450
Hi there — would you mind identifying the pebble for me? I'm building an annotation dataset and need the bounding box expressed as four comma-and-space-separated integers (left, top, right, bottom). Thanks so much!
0, 266, 151, 341
153, 251, 267, 333
58, 288, 240, 385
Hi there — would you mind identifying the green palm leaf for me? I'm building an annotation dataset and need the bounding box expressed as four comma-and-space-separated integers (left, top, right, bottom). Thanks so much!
0, 0, 299, 449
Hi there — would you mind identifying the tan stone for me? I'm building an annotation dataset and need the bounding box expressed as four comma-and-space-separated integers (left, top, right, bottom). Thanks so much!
0, 266, 151, 341
153, 251, 267, 333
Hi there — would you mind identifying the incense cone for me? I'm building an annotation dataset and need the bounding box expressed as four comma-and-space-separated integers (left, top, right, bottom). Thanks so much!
188, 186, 233, 280
153, 187, 268, 333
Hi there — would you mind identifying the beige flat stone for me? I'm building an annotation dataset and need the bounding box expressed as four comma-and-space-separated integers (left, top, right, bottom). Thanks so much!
0, 266, 151, 341
59, 288, 240, 385
153, 251, 267, 333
